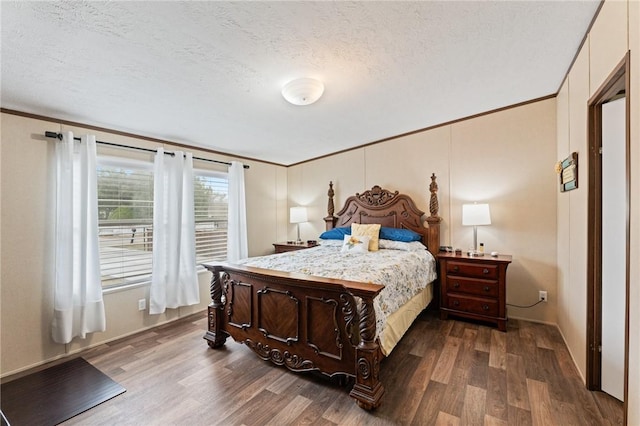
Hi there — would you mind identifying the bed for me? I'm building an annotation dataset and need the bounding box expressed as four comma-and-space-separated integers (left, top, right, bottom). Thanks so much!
203, 173, 442, 410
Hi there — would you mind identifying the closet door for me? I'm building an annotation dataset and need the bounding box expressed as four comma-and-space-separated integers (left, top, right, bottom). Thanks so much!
600, 97, 626, 401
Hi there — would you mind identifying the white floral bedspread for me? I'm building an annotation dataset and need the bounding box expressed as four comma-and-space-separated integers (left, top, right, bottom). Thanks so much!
236, 241, 437, 339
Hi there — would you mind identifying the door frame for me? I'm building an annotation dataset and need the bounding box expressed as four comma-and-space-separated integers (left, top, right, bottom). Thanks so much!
586, 51, 630, 421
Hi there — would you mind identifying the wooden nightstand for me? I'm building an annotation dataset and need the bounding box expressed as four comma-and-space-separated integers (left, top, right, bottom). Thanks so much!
273, 241, 318, 254
438, 252, 512, 331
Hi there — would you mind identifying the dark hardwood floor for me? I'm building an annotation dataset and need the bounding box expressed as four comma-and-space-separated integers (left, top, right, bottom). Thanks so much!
57, 309, 622, 425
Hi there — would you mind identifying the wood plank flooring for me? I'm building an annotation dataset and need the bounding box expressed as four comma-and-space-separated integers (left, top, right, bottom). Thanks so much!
52, 309, 621, 425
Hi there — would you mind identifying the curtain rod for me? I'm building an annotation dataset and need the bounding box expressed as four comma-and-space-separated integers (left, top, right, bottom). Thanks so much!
44, 131, 249, 169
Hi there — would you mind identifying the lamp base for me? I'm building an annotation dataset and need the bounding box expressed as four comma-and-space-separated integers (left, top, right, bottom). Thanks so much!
466, 250, 485, 257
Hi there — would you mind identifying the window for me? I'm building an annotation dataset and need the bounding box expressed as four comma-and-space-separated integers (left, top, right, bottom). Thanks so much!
96, 157, 229, 288
193, 170, 229, 263
97, 158, 154, 288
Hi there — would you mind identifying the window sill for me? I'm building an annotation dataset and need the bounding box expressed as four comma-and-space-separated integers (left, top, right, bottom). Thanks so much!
102, 266, 211, 295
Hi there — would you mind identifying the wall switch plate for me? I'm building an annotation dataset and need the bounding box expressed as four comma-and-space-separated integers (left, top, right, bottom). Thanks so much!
138, 298, 146, 311
539, 291, 547, 302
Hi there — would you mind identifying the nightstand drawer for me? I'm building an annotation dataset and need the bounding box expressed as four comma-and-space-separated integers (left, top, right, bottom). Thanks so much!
275, 245, 306, 253
273, 241, 318, 253
446, 276, 498, 297
445, 294, 498, 317
446, 261, 498, 279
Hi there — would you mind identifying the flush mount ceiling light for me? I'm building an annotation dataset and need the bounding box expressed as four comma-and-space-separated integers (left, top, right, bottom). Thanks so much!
281, 78, 324, 106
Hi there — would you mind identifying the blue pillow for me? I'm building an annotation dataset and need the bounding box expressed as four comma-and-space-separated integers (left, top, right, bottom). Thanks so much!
379, 227, 422, 242
319, 226, 351, 240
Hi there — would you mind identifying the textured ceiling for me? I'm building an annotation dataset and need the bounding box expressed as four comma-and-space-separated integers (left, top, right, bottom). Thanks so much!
1, 1, 600, 165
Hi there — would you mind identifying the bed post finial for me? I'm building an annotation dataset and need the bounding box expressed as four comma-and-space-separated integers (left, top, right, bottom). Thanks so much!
327, 181, 335, 216
429, 173, 439, 218
426, 174, 442, 255
324, 181, 337, 230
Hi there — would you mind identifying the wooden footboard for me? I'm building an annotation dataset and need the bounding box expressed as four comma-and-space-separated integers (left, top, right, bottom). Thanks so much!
203, 262, 385, 410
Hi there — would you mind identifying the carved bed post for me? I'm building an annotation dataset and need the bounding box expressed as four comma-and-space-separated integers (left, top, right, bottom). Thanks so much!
324, 181, 338, 230
203, 265, 227, 348
349, 295, 384, 410
426, 173, 442, 253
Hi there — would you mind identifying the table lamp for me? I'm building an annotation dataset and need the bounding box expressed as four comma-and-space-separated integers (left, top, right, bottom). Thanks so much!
290, 207, 308, 243
462, 203, 491, 254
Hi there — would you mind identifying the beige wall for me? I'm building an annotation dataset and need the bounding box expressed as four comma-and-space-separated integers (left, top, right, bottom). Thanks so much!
556, 0, 640, 422
558, 43, 591, 379
0, 113, 286, 376
288, 98, 558, 325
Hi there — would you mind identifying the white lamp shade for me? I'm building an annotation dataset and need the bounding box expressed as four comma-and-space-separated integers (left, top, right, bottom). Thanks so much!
290, 206, 308, 224
462, 203, 491, 226
282, 78, 324, 106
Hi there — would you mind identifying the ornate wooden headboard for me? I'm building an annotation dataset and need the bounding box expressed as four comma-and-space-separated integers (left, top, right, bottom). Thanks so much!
324, 173, 442, 256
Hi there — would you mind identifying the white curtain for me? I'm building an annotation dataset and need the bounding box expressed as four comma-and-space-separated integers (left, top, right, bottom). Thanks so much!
149, 148, 199, 314
227, 161, 248, 262
52, 132, 106, 344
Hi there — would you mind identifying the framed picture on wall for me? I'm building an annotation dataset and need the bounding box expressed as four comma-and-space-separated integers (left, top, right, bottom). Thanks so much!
557, 152, 578, 192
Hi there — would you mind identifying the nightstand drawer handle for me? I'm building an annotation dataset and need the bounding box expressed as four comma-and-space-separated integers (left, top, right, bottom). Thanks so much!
452, 266, 459, 272
482, 305, 489, 311
482, 268, 489, 274
453, 282, 460, 288
453, 300, 460, 307
483, 286, 490, 292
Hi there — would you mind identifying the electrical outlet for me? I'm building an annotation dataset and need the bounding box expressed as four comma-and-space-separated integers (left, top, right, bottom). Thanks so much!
138, 298, 146, 311
539, 291, 547, 302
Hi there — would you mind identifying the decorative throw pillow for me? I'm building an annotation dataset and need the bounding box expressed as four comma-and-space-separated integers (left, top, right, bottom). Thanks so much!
341, 234, 370, 253
351, 223, 381, 251
319, 226, 351, 240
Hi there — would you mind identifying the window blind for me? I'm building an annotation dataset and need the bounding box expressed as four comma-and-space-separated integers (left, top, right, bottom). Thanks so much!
194, 172, 229, 263
97, 164, 154, 288
96, 158, 229, 288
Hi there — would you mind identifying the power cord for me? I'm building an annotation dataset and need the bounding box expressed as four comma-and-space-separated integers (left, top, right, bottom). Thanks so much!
506, 300, 545, 308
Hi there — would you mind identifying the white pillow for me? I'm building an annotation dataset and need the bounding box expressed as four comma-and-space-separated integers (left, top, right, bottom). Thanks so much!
378, 239, 427, 252
319, 239, 343, 247
341, 235, 371, 253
